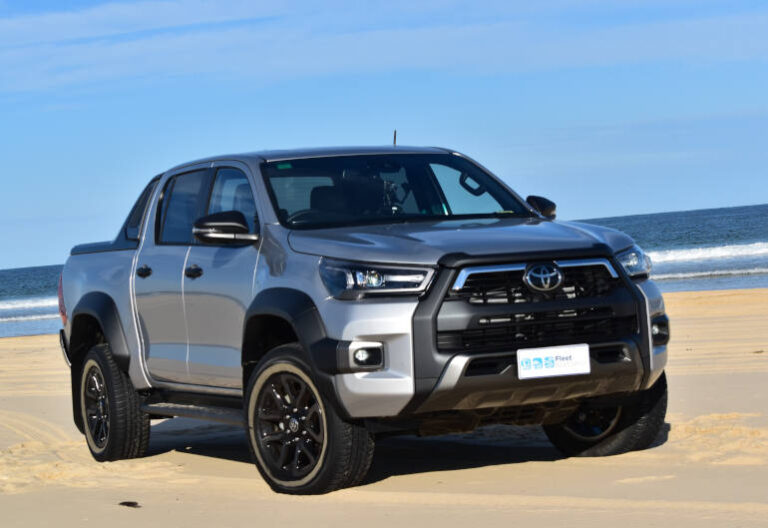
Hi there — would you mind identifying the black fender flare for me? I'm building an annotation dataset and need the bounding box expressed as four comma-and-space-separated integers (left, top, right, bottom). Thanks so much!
244, 288, 327, 353
243, 288, 347, 418
68, 291, 131, 373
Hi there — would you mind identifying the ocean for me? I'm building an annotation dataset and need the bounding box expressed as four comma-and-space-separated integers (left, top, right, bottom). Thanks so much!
1, 203, 766, 338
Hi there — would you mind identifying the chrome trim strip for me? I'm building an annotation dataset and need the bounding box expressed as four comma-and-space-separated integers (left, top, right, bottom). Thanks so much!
451, 258, 618, 291
451, 264, 526, 291
553, 258, 618, 278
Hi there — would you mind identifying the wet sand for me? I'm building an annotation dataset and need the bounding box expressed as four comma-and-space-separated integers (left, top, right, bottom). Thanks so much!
1, 289, 767, 526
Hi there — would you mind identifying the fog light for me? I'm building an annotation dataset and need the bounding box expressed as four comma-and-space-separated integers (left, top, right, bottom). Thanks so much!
651, 315, 670, 346
353, 348, 370, 364
352, 347, 382, 367
336, 341, 385, 372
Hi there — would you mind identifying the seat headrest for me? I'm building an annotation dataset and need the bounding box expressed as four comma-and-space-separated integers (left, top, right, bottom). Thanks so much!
310, 186, 347, 213
233, 184, 253, 210
232, 183, 256, 231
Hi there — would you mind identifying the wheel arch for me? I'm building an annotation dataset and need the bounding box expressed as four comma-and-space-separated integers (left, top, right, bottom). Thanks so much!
242, 288, 346, 418
67, 292, 132, 434
68, 291, 131, 372
242, 288, 326, 382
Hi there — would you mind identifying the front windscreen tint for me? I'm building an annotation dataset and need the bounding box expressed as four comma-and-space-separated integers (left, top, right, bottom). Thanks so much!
262, 154, 530, 229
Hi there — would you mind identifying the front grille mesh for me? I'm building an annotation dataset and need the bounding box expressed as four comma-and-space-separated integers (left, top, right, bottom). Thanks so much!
438, 263, 636, 353
449, 266, 618, 304
437, 309, 636, 352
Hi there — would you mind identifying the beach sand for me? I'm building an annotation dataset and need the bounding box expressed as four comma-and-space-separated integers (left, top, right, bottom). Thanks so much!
1, 289, 767, 526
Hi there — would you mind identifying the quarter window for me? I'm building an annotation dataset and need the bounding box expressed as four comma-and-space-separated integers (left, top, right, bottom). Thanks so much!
125, 178, 158, 240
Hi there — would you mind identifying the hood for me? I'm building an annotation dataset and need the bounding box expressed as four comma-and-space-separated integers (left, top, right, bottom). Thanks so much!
287, 218, 635, 266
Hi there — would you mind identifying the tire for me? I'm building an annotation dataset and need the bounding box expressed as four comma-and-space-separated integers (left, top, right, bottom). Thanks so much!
544, 372, 667, 457
79, 343, 150, 461
245, 344, 375, 494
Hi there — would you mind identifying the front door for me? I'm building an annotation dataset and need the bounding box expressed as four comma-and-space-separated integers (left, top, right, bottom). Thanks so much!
183, 167, 260, 388
134, 169, 209, 384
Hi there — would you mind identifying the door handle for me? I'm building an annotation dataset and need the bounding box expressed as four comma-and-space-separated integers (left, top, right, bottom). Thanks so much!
136, 265, 152, 278
185, 265, 203, 279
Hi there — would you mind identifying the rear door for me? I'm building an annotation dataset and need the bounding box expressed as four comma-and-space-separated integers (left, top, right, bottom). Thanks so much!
184, 165, 260, 388
134, 168, 210, 384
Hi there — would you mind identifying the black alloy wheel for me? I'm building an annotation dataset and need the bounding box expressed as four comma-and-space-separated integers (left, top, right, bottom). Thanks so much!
544, 373, 668, 457
562, 406, 622, 441
254, 372, 325, 481
245, 345, 375, 494
83, 363, 111, 449
78, 344, 150, 461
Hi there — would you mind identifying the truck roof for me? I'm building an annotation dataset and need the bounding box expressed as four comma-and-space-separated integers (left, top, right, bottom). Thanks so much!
167, 146, 452, 173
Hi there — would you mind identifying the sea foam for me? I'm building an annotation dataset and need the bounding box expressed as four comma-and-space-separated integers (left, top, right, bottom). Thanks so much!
648, 242, 768, 264
0, 314, 60, 323
0, 296, 59, 312
653, 267, 768, 281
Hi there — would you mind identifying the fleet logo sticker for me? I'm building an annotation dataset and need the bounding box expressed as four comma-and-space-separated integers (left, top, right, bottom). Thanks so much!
516, 344, 591, 380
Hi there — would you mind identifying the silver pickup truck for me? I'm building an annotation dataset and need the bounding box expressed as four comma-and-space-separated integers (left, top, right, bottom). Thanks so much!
58, 146, 669, 494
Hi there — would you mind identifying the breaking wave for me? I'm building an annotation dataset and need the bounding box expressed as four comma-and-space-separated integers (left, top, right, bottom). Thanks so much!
0, 314, 60, 323
0, 297, 58, 312
648, 242, 768, 264
653, 268, 768, 281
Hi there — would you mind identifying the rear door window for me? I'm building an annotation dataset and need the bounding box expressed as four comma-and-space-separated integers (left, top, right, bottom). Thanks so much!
159, 170, 208, 244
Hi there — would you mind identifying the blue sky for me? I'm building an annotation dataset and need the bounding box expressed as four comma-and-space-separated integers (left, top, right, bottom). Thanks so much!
1, 0, 767, 269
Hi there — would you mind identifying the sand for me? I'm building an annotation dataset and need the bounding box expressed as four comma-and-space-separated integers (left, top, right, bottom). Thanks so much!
1, 288, 767, 526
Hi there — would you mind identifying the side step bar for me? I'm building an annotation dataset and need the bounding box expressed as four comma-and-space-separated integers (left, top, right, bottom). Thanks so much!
141, 402, 245, 426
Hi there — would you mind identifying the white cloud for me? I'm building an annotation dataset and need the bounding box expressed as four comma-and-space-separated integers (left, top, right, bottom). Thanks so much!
0, 2, 767, 93
0, 0, 291, 47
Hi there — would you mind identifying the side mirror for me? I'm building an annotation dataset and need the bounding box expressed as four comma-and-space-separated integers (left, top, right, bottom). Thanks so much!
526, 195, 556, 219
125, 225, 140, 241
193, 211, 259, 244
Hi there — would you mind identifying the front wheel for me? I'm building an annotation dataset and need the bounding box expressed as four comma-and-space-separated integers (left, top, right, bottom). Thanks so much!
544, 373, 667, 457
245, 344, 374, 494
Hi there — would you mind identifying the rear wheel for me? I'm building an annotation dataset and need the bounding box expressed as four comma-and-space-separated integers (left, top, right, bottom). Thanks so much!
245, 344, 374, 494
544, 373, 667, 456
79, 344, 150, 461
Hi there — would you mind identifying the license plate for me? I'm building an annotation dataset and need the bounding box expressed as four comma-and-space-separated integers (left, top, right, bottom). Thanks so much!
516, 344, 591, 380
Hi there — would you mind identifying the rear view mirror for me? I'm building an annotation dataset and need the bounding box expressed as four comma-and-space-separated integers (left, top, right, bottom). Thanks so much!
526, 195, 557, 219
193, 211, 259, 244
459, 173, 486, 196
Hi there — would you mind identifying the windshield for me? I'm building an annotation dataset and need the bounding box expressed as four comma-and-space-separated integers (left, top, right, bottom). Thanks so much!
261, 154, 531, 229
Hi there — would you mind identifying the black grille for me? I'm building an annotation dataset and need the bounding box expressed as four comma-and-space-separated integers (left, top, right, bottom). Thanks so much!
437, 310, 636, 352
437, 262, 637, 354
450, 265, 618, 304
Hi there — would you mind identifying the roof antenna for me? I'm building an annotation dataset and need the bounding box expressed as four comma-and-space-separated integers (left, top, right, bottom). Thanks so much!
393, 129, 397, 146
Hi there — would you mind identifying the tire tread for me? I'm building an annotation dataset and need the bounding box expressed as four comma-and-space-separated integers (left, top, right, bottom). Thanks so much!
544, 373, 668, 457
81, 344, 150, 461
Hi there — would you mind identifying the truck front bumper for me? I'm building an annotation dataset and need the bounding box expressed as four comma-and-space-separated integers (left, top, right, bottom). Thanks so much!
323, 259, 668, 420
414, 339, 644, 413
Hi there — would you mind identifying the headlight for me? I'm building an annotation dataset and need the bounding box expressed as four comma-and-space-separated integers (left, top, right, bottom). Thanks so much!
616, 245, 652, 277
319, 258, 434, 300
